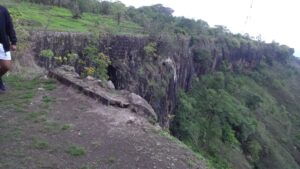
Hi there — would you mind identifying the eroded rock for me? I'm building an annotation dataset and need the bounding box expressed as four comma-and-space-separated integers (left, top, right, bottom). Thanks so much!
49, 66, 157, 123
106, 80, 115, 90
128, 93, 158, 122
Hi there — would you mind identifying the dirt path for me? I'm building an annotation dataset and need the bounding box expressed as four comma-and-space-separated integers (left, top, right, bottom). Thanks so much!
0, 75, 207, 169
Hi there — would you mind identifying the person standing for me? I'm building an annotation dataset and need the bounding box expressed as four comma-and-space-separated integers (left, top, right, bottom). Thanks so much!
0, 5, 17, 91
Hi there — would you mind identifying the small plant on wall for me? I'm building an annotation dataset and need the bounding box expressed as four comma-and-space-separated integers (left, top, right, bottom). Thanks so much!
39, 49, 54, 69
66, 53, 78, 66
81, 67, 95, 78
77, 46, 111, 80
144, 42, 157, 59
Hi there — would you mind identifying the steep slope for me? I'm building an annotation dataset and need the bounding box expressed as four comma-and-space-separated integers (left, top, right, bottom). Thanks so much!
171, 61, 300, 169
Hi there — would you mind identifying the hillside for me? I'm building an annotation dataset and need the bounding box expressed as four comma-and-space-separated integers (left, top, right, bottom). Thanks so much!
2, 0, 142, 34
1, 0, 300, 169
171, 61, 300, 169
0, 73, 207, 169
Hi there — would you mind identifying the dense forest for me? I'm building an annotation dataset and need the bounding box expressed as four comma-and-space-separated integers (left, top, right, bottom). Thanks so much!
4, 0, 300, 169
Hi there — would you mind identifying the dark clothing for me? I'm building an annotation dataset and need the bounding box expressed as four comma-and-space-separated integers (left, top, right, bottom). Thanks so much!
0, 5, 17, 52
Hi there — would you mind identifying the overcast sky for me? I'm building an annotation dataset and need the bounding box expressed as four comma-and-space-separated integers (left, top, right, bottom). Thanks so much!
119, 0, 300, 57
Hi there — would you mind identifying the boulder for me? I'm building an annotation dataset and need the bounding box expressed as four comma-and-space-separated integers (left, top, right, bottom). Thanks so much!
107, 80, 115, 90
128, 93, 158, 122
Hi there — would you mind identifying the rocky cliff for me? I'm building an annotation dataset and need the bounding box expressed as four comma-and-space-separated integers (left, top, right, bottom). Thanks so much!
30, 31, 294, 128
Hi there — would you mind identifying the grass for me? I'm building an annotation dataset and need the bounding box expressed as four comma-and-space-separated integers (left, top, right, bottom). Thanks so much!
4, 1, 143, 34
27, 111, 47, 123
80, 166, 91, 169
186, 158, 196, 168
106, 156, 116, 165
32, 139, 49, 150
0, 127, 22, 143
157, 129, 214, 169
0, 75, 39, 111
42, 95, 52, 103
42, 121, 64, 133
66, 145, 86, 157
43, 80, 56, 91
0, 74, 57, 137
0, 74, 91, 167
61, 124, 72, 131
158, 130, 190, 148
18, 91, 34, 99
40, 95, 54, 109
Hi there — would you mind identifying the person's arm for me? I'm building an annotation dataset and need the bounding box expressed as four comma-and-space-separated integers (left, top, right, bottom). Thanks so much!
4, 7, 17, 50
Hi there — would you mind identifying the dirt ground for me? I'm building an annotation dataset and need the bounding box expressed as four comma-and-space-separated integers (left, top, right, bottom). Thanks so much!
0, 75, 207, 169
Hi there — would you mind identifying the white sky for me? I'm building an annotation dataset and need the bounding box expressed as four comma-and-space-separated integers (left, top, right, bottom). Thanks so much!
119, 0, 300, 57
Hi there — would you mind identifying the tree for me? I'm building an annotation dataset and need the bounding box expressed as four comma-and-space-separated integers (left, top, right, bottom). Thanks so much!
70, 0, 81, 19
111, 1, 126, 25
99, 1, 112, 15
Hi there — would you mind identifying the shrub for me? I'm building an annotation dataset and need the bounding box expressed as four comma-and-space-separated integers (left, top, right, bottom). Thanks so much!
66, 53, 78, 65
245, 93, 262, 110
81, 67, 95, 78
192, 48, 212, 72
144, 42, 157, 56
66, 145, 86, 156
245, 140, 262, 162
39, 49, 54, 58
222, 124, 239, 145
54, 56, 63, 65
79, 46, 111, 80
39, 49, 54, 68
192, 49, 211, 63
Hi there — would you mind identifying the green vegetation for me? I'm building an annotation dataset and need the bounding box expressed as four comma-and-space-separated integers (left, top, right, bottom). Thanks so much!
171, 60, 300, 169
77, 46, 111, 80
3, 0, 142, 34
40, 50, 54, 58
32, 139, 49, 150
144, 42, 157, 57
0, 75, 45, 112
1, 0, 232, 38
39, 49, 54, 68
61, 124, 72, 131
80, 166, 91, 169
42, 121, 71, 133
106, 156, 117, 165
27, 111, 47, 123
66, 145, 86, 157
42, 79, 56, 91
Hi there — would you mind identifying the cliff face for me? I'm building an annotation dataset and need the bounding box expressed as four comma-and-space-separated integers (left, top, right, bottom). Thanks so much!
30, 31, 294, 128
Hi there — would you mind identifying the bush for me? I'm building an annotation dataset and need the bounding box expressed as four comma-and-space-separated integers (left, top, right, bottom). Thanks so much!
245, 140, 262, 162
66, 53, 78, 65
54, 56, 63, 65
81, 67, 95, 78
192, 48, 212, 72
144, 42, 157, 56
39, 49, 54, 58
39, 49, 54, 68
78, 46, 111, 80
66, 145, 86, 156
222, 124, 239, 145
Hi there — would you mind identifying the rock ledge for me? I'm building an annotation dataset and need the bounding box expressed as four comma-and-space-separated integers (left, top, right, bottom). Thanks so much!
49, 65, 158, 122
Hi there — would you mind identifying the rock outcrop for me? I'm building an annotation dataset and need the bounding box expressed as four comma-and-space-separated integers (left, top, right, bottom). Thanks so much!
30, 31, 294, 128
49, 65, 158, 122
